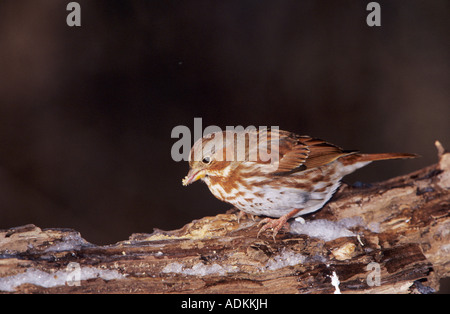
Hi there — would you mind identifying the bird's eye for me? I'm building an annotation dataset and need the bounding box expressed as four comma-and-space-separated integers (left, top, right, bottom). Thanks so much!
202, 156, 211, 164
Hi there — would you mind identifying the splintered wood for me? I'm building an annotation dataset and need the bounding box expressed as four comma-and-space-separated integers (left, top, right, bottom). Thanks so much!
0, 142, 449, 294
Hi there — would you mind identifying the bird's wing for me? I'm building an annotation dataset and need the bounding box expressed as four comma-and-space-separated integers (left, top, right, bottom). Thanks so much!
270, 131, 351, 174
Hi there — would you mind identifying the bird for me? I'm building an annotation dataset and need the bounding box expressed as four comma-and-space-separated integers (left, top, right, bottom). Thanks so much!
182, 128, 417, 240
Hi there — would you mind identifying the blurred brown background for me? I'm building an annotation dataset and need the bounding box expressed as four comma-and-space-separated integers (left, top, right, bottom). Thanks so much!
0, 0, 448, 246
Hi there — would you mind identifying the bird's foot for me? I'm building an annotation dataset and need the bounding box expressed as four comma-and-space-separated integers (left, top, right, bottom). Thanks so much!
235, 210, 256, 223
256, 208, 301, 241
257, 216, 290, 241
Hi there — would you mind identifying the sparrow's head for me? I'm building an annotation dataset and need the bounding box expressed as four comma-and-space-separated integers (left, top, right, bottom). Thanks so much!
182, 131, 234, 186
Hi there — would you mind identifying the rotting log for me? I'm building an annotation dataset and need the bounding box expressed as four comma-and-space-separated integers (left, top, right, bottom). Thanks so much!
0, 141, 449, 294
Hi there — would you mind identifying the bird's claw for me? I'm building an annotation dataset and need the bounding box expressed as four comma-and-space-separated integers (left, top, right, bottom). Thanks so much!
257, 217, 290, 241
235, 210, 256, 223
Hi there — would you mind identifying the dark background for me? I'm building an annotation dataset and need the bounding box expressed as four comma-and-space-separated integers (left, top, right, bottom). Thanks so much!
0, 0, 448, 247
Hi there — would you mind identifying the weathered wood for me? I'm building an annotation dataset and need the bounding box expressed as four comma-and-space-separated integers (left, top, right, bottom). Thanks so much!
0, 142, 449, 294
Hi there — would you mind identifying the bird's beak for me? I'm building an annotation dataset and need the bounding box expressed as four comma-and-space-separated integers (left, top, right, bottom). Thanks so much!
182, 169, 206, 186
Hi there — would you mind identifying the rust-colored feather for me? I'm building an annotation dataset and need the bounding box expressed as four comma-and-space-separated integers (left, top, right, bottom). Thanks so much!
270, 131, 351, 174
300, 136, 352, 169
339, 152, 419, 166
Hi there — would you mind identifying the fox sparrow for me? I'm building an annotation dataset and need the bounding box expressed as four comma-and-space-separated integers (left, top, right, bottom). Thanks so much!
182, 128, 417, 239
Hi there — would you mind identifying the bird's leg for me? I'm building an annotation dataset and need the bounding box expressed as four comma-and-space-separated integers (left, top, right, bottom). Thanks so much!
236, 210, 246, 223
236, 210, 256, 223
257, 208, 301, 241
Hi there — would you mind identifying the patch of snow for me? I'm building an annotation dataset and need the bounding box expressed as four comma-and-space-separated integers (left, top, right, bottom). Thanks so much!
339, 217, 364, 229
367, 222, 381, 233
289, 218, 359, 241
0, 266, 125, 292
44, 233, 91, 252
266, 248, 306, 271
162, 262, 184, 274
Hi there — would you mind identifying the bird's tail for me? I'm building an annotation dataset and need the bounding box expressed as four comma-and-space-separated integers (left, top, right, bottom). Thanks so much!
341, 152, 418, 165
337, 152, 418, 175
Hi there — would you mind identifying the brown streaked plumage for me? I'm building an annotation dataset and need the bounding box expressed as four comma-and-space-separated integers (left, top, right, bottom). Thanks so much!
182, 129, 417, 240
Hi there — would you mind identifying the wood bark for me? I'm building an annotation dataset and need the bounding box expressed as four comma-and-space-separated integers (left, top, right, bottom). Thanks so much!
0, 142, 449, 294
